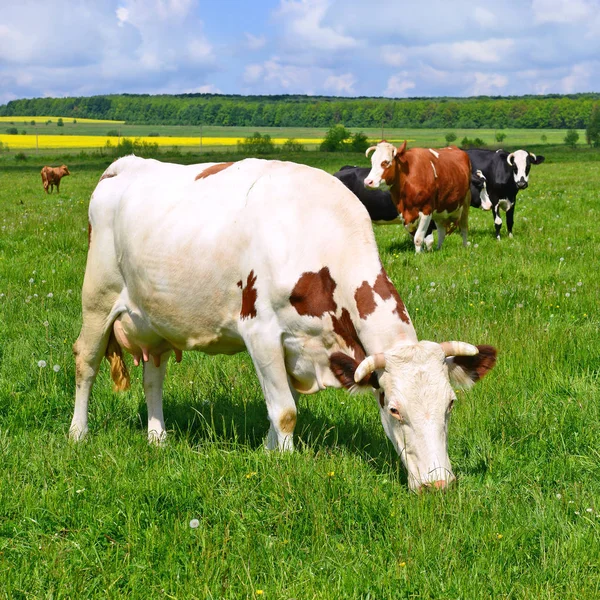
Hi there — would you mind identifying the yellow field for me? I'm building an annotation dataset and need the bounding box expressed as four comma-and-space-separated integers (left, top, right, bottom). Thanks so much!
0, 116, 125, 124
0, 134, 322, 149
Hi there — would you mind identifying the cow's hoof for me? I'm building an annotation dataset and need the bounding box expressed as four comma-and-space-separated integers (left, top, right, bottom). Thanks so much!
508, 233, 513, 239
69, 424, 88, 442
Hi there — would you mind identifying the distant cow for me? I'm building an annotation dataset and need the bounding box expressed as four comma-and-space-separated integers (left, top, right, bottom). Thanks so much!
364, 142, 472, 252
71, 155, 497, 492
334, 164, 491, 250
41, 165, 70, 194
466, 149, 545, 239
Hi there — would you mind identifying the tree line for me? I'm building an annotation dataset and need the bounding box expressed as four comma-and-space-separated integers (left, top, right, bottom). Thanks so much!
2, 93, 600, 129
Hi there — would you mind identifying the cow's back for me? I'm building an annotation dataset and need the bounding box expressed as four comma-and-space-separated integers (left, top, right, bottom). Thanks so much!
89, 158, 380, 349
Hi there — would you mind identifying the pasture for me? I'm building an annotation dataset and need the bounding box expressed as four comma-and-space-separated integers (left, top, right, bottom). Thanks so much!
0, 146, 599, 598
0, 116, 584, 154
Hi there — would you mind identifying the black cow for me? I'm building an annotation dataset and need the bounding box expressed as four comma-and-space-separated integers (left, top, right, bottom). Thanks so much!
334, 165, 491, 248
333, 165, 401, 223
466, 149, 545, 239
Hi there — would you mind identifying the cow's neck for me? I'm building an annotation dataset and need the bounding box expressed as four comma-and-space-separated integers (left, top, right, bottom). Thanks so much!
388, 160, 407, 214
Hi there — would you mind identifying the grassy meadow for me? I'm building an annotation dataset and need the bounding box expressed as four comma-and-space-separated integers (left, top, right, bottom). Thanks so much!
0, 144, 599, 598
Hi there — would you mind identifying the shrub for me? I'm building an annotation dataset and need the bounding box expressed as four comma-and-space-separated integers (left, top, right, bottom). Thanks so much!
148, 132, 160, 137
349, 131, 370, 153
15, 152, 27, 161
320, 125, 350, 152
237, 132, 275, 154
320, 125, 370, 152
495, 132, 507, 143
541, 134, 548, 144
445, 132, 457, 144
57, 118, 64, 127
6, 127, 18, 135
585, 104, 600, 147
281, 138, 306, 152
564, 129, 579, 148
461, 136, 486, 148
106, 129, 120, 137
30, 120, 36, 126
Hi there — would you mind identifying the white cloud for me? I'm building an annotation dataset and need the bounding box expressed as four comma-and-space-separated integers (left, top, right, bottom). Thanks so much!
275, 0, 360, 51
385, 74, 416, 97
474, 7, 496, 28
324, 73, 356, 94
532, 0, 595, 24
116, 7, 130, 27
245, 33, 266, 50
468, 72, 509, 95
559, 63, 593, 93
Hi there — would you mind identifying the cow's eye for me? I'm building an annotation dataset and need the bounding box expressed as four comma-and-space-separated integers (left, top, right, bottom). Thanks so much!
382, 160, 391, 168
448, 398, 455, 412
389, 407, 403, 421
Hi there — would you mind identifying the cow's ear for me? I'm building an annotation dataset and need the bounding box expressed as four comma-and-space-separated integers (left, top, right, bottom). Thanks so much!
446, 345, 497, 389
396, 141, 408, 163
531, 154, 545, 165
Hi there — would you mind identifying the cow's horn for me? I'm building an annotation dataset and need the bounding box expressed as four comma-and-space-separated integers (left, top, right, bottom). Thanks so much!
529, 152, 537, 161
476, 169, 486, 180
506, 152, 515, 166
354, 353, 386, 383
365, 146, 378, 158
440, 341, 479, 357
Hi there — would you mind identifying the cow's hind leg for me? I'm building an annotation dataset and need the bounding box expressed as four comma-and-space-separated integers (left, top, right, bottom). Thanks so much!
71, 304, 116, 440
143, 356, 169, 444
243, 325, 298, 451
413, 212, 432, 253
459, 198, 470, 247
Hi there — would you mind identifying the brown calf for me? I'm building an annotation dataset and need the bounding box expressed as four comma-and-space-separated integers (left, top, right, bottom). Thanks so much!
365, 141, 471, 252
41, 165, 70, 194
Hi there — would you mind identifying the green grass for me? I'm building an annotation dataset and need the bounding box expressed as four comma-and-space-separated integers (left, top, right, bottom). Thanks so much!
0, 145, 599, 598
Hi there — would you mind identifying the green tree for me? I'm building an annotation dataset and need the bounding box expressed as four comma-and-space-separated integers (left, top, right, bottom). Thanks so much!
57, 118, 64, 127
585, 104, 600, 147
445, 132, 457, 144
541, 134, 548, 144
564, 129, 579, 148
320, 124, 351, 152
349, 131, 370, 153
282, 138, 306, 152
495, 132, 507, 143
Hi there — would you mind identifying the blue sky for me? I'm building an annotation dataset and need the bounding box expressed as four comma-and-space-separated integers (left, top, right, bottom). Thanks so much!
1, 0, 599, 105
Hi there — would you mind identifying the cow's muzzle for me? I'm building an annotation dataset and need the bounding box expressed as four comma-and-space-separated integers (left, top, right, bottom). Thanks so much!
517, 180, 528, 189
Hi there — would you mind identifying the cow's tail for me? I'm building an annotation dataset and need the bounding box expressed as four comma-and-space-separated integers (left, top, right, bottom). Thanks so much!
105, 329, 130, 392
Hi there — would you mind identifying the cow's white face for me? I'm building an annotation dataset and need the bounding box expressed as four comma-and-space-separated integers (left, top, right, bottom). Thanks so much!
364, 142, 397, 190
508, 149, 537, 190
355, 341, 496, 492
376, 342, 456, 491
474, 170, 492, 210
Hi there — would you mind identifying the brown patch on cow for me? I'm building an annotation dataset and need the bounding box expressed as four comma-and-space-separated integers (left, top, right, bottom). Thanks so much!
329, 351, 379, 389
195, 162, 234, 180
373, 269, 410, 324
290, 267, 337, 317
330, 310, 379, 388
239, 271, 258, 320
87, 223, 92, 248
451, 345, 497, 382
354, 281, 377, 320
279, 408, 297, 434
99, 172, 117, 182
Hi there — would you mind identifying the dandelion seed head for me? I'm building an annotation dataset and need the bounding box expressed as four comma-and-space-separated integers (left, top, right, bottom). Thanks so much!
47, 293, 53, 298
586, 508, 593, 513
189, 519, 200, 528
29, 278, 34, 283
556, 493, 562, 499
43, 321, 49, 327
53, 365, 60, 372
37, 360, 47, 368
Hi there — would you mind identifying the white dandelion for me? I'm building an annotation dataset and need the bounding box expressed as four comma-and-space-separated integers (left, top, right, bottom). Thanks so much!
38, 360, 47, 368
53, 365, 61, 373
189, 519, 200, 529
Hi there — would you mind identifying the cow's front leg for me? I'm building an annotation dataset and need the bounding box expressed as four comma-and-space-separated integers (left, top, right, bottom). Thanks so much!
143, 355, 169, 444
506, 204, 515, 238
413, 212, 432, 253
493, 205, 503, 239
244, 327, 298, 451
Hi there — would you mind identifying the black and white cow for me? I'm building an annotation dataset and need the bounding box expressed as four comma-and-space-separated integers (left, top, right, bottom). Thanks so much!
333, 164, 491, 248
466, 149, 545, 239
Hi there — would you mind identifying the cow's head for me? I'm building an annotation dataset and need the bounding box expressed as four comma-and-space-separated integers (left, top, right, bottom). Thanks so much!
354, 341, 496, 492
506, 150, 544, 189
61, 165, 71, 176
471, 170, 492, 210
364, 141, 407, 190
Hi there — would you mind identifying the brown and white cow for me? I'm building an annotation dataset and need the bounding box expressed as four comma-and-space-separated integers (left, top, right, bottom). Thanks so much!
41, 164, 71, 194
364, 142, 472, 252
71, 156, 496, 491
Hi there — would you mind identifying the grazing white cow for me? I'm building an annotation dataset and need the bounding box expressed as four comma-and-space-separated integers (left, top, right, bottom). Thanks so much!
71, 156, 496, 491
